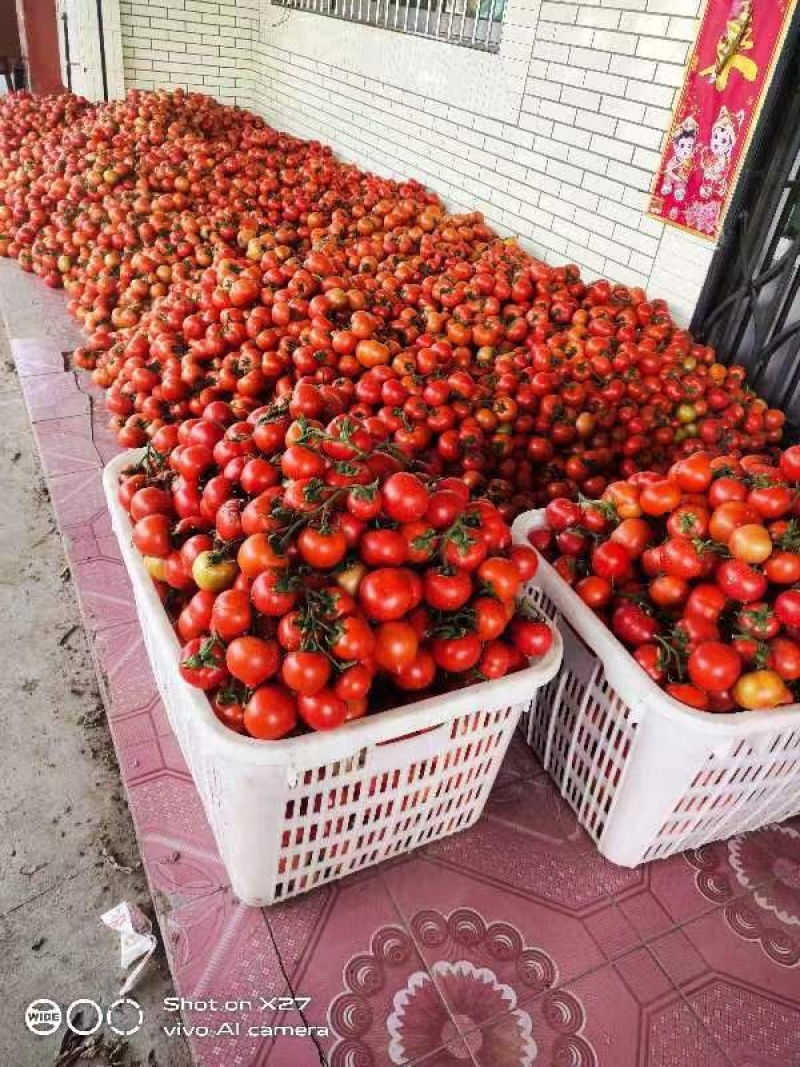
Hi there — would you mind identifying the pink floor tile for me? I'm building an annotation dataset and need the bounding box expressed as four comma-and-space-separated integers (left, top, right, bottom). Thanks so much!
423, 774, 639, 910
381, 856, 608, 1006
266, 873, 472, 1067
11, 337, 67, 377
612, 825, 800, 946
47, 466, 110, 531
649, 902, 800, 1066
19, 366, 90, 421
93, 623, 159, 716
494, 734, 545, 786
650, 880, 800, 996
33, 414, 103, 477
68, 557, 138, 632
463, 952, 729, 1067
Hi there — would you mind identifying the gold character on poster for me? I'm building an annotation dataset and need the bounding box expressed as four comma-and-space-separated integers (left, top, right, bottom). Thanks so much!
699, 0, 759, 91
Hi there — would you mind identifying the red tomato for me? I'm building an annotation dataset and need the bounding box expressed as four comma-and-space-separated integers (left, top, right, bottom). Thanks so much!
423, 566, 472, 611
687, 641, 742, 693
250, 568, 298, 616
610, 518, 653, 559
238, 533, 288, 577
359, 568, 415, 621
544, 498, 582, 532
685, 583, 727, 622
768, 637, 800, 681
508, 618, 553, 658
394, 649, 437, 690
226, 637, 280, 687
211, 588, 252, 640
510, 545, 539, 582
666, 683, 710, 710
709, 502, 759, 544
715, 560, 768, 603
639, 480, 681, 516
764, 551, 800, 585
748, 484, 792, 520
432, 633, 483, 673
374, 621, 419, 671
591, 541, 631, 581
297, 526, 347, 569
179, 637, 229, 691
660, 537, 706, 580
244, 685, 297, 739
634, 644, 665, 684
281, 651, 331, 695
477, 557, 521, 602
360, 529, 408, 567
775, 590, 800, 628
330, 614, 375, 661
381, 472, 429, 522
133, 513, 172, 558
297, 689, 349, 731
334, 664, 373, 701
611, 603, 660, 647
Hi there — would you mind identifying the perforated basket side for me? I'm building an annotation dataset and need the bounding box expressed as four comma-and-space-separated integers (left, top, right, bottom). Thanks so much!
266, 705, 519, 903
519, 587, 639, 850
640, 726, 800, 861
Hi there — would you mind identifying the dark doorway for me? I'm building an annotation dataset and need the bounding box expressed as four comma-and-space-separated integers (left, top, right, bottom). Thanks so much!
692, 13, 800, 436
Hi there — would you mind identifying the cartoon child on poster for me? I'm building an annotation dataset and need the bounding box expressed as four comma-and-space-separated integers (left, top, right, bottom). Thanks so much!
699, 105, 744, 200
660, 113, 700, 203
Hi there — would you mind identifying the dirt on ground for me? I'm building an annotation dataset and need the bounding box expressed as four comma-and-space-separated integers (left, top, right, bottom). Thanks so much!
0, 327, 191, 1066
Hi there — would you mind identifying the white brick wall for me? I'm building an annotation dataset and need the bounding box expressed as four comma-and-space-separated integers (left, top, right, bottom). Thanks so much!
117, 0, 719, 325
119, 0, 257, 106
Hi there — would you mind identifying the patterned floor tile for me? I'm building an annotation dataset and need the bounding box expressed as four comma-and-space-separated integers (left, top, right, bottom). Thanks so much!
421, 773, 638, 913
460, 951, 730, 1067
611, 823, 800, 946
648, 887, 800, 1067
381, 855, 608, 1012
494, 734, 546, 787
265, 873, 463, 1066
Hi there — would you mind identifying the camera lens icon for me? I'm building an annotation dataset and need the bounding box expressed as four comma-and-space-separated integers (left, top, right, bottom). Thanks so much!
25, 1000, 63, 1037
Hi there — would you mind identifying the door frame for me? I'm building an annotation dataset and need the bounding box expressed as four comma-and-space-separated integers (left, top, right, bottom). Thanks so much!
56, 0, 124, 100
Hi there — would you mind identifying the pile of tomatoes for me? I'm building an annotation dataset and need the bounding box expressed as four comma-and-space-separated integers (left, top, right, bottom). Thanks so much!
3, 88, 797, 728
533, 446, 800, 713
120, 403, 552, 738
0, 89, 787, 519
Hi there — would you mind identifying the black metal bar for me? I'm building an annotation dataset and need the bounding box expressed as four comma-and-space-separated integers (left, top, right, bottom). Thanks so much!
96, 0, 109, 100
765, 318, 800, 410
62, 12, 72, 93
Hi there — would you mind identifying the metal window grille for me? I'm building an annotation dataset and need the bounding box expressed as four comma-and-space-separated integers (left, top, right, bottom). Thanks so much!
271, 0, 506, 53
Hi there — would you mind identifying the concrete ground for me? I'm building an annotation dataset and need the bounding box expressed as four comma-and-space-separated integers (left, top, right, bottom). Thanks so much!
0, 272, 191, 1066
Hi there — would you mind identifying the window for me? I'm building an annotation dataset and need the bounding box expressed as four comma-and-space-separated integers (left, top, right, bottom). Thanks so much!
271, 0, 506, 53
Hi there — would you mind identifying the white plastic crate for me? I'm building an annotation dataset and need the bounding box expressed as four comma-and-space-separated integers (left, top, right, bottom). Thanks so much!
512, 510, 800, 867
102, 451, 563, 905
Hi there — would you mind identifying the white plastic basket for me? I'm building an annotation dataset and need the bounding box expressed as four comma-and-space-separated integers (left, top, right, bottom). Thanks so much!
512, 510, 800, 867
103, 451, 562, 905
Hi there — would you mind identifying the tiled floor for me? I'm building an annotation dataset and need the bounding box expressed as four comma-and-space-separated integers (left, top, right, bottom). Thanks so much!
7, 302, 800, 1067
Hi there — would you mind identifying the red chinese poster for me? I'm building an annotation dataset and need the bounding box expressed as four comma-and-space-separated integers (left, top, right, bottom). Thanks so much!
648, 0, 798, 240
